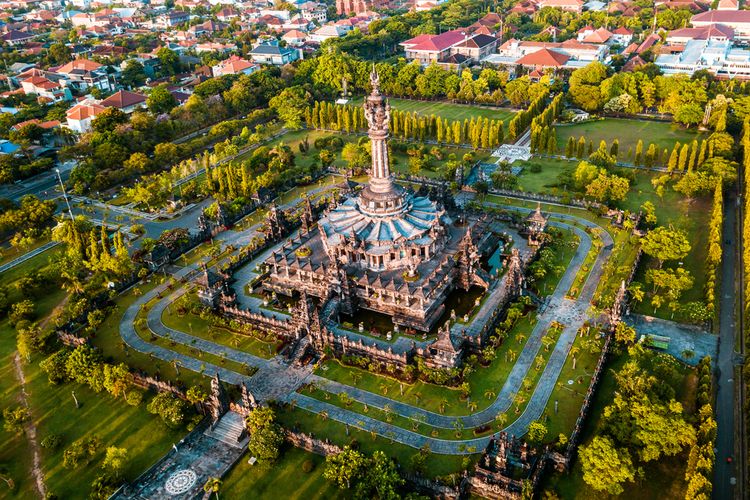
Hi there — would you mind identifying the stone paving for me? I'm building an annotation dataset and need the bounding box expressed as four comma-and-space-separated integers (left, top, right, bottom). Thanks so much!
112, 417, 245, 500
627, 314, 717, 366
119, 200, 616, 453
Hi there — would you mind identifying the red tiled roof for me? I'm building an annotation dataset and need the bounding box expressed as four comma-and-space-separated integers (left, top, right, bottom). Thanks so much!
55, 58, 102, 74
99, 90, 146, 109
401, 30, 468, 52
691, 10, 750, 22
516, 48, 570, 67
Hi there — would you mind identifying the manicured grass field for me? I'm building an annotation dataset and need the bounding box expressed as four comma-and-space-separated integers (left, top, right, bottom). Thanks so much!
0, 322, 37, 499
276, 405, 477, 479
348, 96, 516, 123
221, 447, 337, 499
316, 313, 538, 417
555, 118, 702, 159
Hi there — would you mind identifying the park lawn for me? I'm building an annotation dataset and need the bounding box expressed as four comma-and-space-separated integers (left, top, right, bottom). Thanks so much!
348, 96, 516, 123
161, 294, 278, 360
555, 118, 702, 158
277, 405, 477, 479
316, 313, 538, 417
1, 243, 65, 285
514, 157, 574, 195
90, 280, 210, 391
541, 332, 601, 441
534, 227, 579, 298
25, 350, 186, 500
0, 321, 37, 500
221, 447, 338, 499
541, 351, 696, 499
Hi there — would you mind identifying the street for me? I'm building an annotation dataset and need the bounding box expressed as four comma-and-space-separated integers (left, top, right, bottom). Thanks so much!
713, 186, 741, 500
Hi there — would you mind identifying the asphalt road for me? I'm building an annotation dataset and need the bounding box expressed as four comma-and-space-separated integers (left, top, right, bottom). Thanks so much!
713, 186, 740, 500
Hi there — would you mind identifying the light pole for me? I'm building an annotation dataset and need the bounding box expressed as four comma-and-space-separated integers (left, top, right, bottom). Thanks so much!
55, 168, 75, 222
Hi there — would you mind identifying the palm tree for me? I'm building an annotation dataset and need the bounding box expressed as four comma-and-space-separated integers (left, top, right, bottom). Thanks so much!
570, 346, 581, 370
379, 383, 389, 395
506, 349, 517, 362
414, 392, 422, 404
172, 359, 181, 376
542, 336, 555, 352
535, 354, 545, 371
515, 332, 527, 345
484, 390, 496, 400
495, 412, 508, 429
203, 478, 221, 499
439, 398, 448, 414
467, 401, 478, 412
319, 410, 329, 421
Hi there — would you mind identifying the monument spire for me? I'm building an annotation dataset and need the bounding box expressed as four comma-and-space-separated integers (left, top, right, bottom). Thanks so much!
363, 65, 396, 196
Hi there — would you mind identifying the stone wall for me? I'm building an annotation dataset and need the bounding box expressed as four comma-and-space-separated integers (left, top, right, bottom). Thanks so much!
131, 372, 186, 399
57, 331, 88, 347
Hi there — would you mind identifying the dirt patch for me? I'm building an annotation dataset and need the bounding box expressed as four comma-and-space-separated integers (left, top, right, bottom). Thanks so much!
12, 353, 46, 499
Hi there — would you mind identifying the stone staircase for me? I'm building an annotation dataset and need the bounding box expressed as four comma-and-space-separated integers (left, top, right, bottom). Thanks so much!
205, 411, 248, 449
288, 336, 311, 365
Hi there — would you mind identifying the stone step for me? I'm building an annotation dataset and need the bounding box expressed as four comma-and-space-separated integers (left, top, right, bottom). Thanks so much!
205, 412, 248, 449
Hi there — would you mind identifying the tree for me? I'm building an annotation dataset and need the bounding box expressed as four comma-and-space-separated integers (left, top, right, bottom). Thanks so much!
246, 406, 284, 464
579, 436, 635, 495
102, 447, 128, 478
203, 477, 222, 499
92, 108, 127, 133
641, 226, 691, 268
324, 446, 368, 489
269, 86, 311, 130
146, 392, 188, 427
2, 406, 29, 434
527, 420, 548, 445
120, 60, 147, 88
147, 84, 178, 114
356, 451, 404, 500
156, 47, 181, 76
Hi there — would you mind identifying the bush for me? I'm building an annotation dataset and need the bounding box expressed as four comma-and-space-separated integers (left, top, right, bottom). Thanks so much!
529, 163, 543, 173
125, 389, 144, 407
41, 434, 62, 449
302, 459, 315, 473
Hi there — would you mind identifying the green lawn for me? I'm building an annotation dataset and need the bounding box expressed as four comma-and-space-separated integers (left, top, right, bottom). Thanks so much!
277, 405, 477, 480
348, 96, 516, 123
316, 313, 538, 417
221, 447, 338, 499
0, 322, 36, 499
555, 118, 702, 159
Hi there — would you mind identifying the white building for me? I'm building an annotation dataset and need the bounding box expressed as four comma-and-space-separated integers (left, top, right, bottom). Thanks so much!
655, 39, 750, 78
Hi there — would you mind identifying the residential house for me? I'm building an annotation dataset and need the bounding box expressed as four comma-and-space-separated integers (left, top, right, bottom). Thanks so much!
282, 29, 308, 46
211, 55, 260, 76
536, 0, 583, 12
666, 23, 734, 43
716, 0, 739, 9
1, 29, 35, 45
20, 74, 72, 102
249, 40, 301, 65
611, 26, 634, 45
299, 2, 327, 23
54, 58, 114, 92
155, 10, 189, 28
195, 42, 237, 53
485, 38, 609, 68
310, 23, 348, 42
65, 98, 105, 133
216, 7, 239, 21
99, 89, 146, 113
399, 30, 470, 64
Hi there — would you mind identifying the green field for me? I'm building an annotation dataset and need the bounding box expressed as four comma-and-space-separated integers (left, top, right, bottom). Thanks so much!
0, 267, 186, 500
349, 96, 516, 123
555, 118, 702, 159
222, 447, 337, 499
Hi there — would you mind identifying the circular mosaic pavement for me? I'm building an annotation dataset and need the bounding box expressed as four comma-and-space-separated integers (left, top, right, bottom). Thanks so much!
165, 469, 197, 495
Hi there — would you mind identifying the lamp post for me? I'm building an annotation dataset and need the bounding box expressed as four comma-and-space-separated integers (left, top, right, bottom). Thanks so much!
55, 168, 75, 222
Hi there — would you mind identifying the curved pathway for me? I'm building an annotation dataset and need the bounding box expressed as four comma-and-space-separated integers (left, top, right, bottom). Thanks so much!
119, 205, 614, 453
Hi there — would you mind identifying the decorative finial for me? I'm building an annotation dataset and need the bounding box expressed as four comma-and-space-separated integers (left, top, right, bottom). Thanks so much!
370, 64, 380, 94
